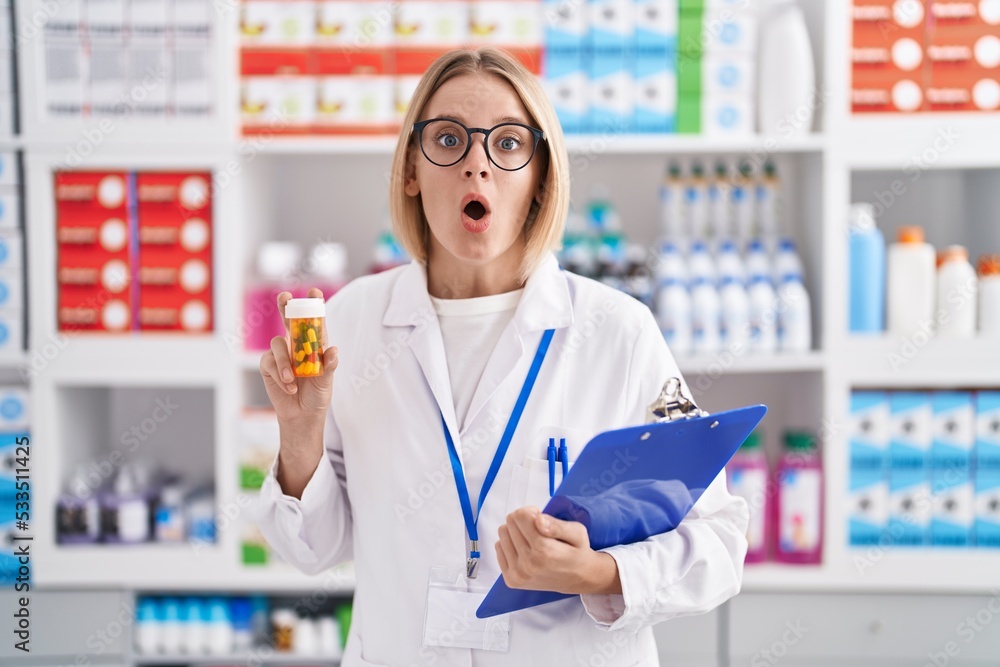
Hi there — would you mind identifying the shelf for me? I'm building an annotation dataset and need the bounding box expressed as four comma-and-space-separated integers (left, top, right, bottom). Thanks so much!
134, 654, 339, 666
678, 351, 826, 376
252, 133, 827, 156
837, 116, 1000, 170
836, 336, 1000, 388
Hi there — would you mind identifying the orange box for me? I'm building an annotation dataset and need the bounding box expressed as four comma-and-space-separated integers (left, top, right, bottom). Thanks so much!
852, 75, 927, 112
927, 24, 1000, 70
135, 172, 213, 332
930, 0, 1000, 27
55, 172, 134, 332
927, 66, 1000, 110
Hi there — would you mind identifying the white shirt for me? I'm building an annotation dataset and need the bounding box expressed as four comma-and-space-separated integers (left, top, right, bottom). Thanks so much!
429, 289, 523, 432
255, 253, 749, 667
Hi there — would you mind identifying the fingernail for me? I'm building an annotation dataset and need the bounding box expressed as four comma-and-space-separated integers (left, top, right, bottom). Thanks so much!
282, 371, 293, 382
539, 516, 551, 534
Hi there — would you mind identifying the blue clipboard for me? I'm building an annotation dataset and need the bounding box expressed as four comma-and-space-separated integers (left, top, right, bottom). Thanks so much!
476, 402, 767, 619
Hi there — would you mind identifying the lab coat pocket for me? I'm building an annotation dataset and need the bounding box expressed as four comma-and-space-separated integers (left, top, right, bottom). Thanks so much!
505, 426, 593, 515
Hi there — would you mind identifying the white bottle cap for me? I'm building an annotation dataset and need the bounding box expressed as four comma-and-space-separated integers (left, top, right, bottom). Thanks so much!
309, 243, 348, 280
257, 242, 301, 280
284, 298, 325, 320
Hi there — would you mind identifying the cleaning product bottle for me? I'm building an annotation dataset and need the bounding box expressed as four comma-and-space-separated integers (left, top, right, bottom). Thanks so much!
709, 160, 731, 239
719, 275, 751, 351
306, 242, 349, 299
657, 276, 693, 356
773, 238, 804, 282
747, 274, 778, 353
733, 161, 755, 239
687, 240, 717, 284
686, 161, 709, 239
887, 225, 936, 335
776, 273, 812, 352
654, 240, 689, 285
100, 463, 151, 544
980, 255, 1000, 335
716, 240, 746, 283
690, 276, 722, 354
756, 161, 781, 237
745, 238, 772, 279
586, 183, 613, 231
936, 245, 978, 338
135, 597, 161, 654
726, 431, 770, 563
245, 242, 302, 350
161, 597, 183, 655
758, 0, 816, 137
848, 203, 886, 333
56, 466, 101, 544
625, 243, 655, 310
774, 431, 823, 564
206, 597, 234, 656
659, 162, 686, 240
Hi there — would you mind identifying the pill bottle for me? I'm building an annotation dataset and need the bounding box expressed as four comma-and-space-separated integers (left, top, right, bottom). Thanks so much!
284, 298, 325, 377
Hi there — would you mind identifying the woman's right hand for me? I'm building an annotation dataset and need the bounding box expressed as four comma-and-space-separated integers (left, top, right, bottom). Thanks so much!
259, 288, 339, 432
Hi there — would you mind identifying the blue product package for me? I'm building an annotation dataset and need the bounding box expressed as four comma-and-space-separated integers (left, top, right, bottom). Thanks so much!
889, 392, 932, 469
888, 466, 930, 547
633, 0, 678, 54
588, 46, 633, 134
541, 50, 588, 134
848, 221, 885, 332
0, 431, 29, 497
931, 392, 974, 469
633, 50, 677, 133
931, 465, 974, 548
850, 391, 889, 469
975, 466, 1000, 548
975, 391, 1000, 469
543, 0, 588, 53
848, 466, 888, 547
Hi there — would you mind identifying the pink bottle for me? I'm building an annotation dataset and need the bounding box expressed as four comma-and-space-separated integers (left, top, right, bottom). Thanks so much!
245, 242, 302, 351
774, 431, 823, 564
726, 430, 770, 564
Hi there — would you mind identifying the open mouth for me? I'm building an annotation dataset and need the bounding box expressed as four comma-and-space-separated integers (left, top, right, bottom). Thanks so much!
463, 200, 487, 221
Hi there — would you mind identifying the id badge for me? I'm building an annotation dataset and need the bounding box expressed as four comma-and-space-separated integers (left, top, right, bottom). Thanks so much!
423, 567, 511, 652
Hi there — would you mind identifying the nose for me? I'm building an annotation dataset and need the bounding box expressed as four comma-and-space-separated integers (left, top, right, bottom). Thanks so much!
462, 132, 491, 179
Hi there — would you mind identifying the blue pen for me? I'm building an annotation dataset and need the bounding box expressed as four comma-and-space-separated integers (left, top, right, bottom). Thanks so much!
547, 438, 557, 497
559, 438, 569, 479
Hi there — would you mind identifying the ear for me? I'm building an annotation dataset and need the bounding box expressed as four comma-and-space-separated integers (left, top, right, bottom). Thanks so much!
534, 180, 546, 207
403, 148, 420, 197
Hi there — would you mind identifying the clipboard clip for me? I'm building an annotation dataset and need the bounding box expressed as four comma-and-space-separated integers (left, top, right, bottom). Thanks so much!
646, 377, 708, 424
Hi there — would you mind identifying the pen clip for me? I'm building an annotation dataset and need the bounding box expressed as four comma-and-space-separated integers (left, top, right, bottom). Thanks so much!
646, 377, 708, 424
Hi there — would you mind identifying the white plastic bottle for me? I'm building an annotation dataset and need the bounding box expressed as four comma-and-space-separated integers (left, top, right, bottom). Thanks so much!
747, 274, 778, 353
733, 161, 756, 239
654, 241, 689, 284
719, 276, 751, 350
690, 277, 722, 354
887, 226, 936, 335
756, 161, 781, 237
709, 160, 731, 239
716, 240, 746, 282
980, 255, 1000, 335
777, 273, 812, 351
773, 237, 805, 282
936, 245, 978, 337
745, 239, 772, 279
758, 0, 816, 136
686, 161, 709, 239
688, 240, 717, 284
657, 277, 693, 356
659, 162, 686, 239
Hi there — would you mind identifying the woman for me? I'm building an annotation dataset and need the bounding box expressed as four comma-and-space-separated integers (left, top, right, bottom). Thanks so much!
257, 47, 749, 666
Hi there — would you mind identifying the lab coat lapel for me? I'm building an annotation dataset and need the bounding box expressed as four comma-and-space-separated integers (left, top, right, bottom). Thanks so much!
382, 261, 463, 450
460, 253, 574, 435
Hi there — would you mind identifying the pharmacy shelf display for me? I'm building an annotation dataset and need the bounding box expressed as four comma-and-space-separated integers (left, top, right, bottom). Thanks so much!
13, 0, 1000, 596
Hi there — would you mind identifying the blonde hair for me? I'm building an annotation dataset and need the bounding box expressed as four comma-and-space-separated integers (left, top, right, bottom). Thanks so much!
388, 47, 569, 284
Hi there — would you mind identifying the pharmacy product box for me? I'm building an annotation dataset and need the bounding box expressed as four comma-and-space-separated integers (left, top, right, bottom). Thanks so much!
588, 47, 633, 133
849, 465, 889, 546
314, 1, 362, 47
931, 391, 974, 468
701, 92, 753, 135
0, 267, 21, 311
0, 430, 29, 496
633, 0, 678, 54
930, 0, 1000, 26
0, 188, 19, 228
0, 516, 22, 586
0, 310, 21, 356
315, 49, 395, 133
888, 465, 931, 546
394, 0, 469, 47
975, 466, 1000, 548
633, 50, 677, 133
240, 50, 316, 133
0, 152, 18, 186
173, 36, 213, 117
239, 0, 316, 45
703, 52, 755, 94
55, 172, 134, 332
890, 392, 932, 469
588, 0, 633, 53
677, 93, 701, 133
129, 0, 169, 34
394, 74, 423, 122
542, 0, 588, 54
931, 464, 974, 547
702, 5, 757, 54
542, 50, 588, 134
852, 77, 927, 113
976, 391, 1000, 468
0, 386, 27, 431
850, 391, 890, 469
135, 172, 213, 332
926, 68, 1000, 112
469, 0, 543, 47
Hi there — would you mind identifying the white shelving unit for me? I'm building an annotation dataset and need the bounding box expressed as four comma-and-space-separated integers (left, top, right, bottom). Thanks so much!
13, 0, 1000, 606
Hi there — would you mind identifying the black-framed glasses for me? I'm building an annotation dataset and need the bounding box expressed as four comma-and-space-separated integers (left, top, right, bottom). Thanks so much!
412, 118, 546, 172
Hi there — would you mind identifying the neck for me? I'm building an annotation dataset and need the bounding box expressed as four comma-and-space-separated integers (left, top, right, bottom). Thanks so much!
426, 240, 526, 299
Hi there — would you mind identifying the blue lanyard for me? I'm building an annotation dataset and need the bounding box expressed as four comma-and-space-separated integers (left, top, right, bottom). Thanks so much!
440, 328, 555, 578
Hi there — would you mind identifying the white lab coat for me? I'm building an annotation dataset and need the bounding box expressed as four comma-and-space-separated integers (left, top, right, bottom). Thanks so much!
256, 253, 749, 667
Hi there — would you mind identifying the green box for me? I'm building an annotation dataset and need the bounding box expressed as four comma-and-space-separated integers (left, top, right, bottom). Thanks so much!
677, 96, 702, 134
678, 12, 705, 58
677, 53, 702, 94
678, 0, 705, 11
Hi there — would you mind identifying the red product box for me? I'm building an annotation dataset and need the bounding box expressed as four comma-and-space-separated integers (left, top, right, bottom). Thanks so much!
852, 75, 928, 112
55, 171, 134, 332
930, 0, 1000, 27
927, 66, 1000, 109
927, 24, 1000, 70
135, 172, 213, 332
853, 0, 929, 111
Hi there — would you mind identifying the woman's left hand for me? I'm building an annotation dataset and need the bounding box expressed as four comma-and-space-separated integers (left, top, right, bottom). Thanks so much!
495, 507, 623, 596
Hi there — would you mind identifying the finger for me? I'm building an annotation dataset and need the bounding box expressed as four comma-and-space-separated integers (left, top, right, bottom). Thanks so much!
536, 513, 588, 547
506, 512, 534, 554
269, 335, 297, 391
498, 524, 518, 561
277, 291, 293, 333
495, 540, 509, 573
259, 349, 296, 395
322, 346, 339, 377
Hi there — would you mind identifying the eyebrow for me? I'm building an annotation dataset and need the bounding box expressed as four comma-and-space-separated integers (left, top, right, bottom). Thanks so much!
435, 113, 530, 126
